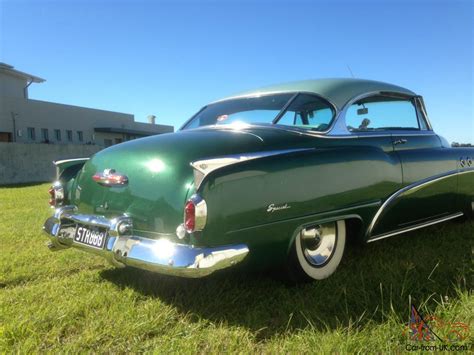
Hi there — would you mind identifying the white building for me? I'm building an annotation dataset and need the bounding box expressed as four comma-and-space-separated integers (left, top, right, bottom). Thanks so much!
0, 63, 173, 146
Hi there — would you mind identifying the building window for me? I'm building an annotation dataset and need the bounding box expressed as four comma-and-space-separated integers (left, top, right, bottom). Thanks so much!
115, 138, 123, 144
27, 127, 36, 141
55, 129, 61, 141
41, 128, 49, 142
0, 132, 12, 142
77, 131, 83, 142
67, 130, 73, 142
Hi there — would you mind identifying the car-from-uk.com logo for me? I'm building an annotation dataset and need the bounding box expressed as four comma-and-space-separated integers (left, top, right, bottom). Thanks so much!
403, 304, 471, 352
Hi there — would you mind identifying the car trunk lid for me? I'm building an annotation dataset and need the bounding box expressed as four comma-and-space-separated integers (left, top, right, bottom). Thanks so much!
71, 127, 308, 234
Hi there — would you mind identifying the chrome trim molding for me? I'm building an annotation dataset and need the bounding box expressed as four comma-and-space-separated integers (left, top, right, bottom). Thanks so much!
43, 206, 249, 278
92, 168, 129, 187
329, 90, 425, 136
46, 205, 134, 237
54, 157, 89, 166
367, 212, 464, 243
50, 181, 64, 207
415, 95, 434, 130
190, 148, 314, 189
175, 223, 186, 239
300, 222, 337, 267
367, 168, 474, 237
458, 168, 474, 175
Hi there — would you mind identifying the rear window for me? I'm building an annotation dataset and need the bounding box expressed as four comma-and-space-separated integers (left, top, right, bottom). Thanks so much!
182, 93, 335, 132
182, 93, 294, 130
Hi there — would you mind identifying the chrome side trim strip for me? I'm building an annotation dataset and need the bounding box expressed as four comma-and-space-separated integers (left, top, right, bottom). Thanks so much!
296, 131, 436, 140
367, 168, 474, 236
367, 212, 464, 243
190, 148, 314, 190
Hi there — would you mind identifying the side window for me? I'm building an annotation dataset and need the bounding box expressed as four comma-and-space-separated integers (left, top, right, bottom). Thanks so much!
277, 94, 335, 132
278, 111, 304, 126
345, 96, 420, 132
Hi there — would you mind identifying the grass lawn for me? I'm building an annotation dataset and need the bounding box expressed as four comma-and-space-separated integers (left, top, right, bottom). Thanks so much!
1, 183, 472, 352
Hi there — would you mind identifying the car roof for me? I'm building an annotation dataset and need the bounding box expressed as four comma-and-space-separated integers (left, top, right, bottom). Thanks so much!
218, 78, 416, 110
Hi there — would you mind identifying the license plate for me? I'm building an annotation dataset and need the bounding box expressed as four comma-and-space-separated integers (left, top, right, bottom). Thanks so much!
74, 225, 107, 249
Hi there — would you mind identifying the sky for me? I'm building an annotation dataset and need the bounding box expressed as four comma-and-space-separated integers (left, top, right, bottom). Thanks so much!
1, 0, 473, 143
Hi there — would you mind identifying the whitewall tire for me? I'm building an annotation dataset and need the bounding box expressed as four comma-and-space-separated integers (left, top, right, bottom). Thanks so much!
288, 220, 346, 282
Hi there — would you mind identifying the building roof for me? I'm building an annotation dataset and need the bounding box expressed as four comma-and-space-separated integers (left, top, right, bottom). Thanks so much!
220, 78, 416, 109
94, 127, 171, 136
0, 63, 46, 83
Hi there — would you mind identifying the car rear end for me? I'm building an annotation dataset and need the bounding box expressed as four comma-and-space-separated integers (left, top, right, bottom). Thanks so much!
43, 134, 250, 277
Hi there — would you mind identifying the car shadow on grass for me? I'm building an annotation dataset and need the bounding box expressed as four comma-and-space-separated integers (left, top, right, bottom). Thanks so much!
100, 220, 472, 340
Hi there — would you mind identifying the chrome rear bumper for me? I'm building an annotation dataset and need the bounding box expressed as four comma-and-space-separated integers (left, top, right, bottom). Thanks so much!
43, 206, 249, 278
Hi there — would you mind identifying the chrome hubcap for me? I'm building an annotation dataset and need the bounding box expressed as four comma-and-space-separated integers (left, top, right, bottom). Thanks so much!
300, 222, 337, 267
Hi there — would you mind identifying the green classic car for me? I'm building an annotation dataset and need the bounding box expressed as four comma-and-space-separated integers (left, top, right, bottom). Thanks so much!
43, 79, 474, 282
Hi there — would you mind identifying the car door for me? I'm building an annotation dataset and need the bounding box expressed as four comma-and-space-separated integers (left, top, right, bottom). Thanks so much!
392, 132, 457, 227
345, 94, 457, 236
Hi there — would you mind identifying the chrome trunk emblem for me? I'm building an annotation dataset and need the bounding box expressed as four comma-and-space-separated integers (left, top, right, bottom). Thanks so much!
92, 169, 128, 187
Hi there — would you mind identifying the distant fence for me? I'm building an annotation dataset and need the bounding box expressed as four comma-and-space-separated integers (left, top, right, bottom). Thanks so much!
0, 143, 101, 185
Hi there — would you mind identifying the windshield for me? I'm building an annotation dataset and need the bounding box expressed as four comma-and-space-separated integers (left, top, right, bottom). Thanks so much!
181, 93, 335, 131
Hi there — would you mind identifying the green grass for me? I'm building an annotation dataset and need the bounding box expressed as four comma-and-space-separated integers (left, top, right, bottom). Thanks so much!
1, 184, 472, 352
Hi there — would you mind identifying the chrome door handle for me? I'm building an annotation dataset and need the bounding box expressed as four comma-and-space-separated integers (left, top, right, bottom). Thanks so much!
393, 138, 407, 145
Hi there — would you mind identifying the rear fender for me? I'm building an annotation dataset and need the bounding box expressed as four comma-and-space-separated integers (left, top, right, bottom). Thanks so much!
196, 146, 400, 247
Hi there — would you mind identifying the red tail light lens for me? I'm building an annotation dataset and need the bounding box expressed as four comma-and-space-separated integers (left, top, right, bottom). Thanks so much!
184, 200, 196, 232
48, 182, 64, 207
183, 194, 207, 234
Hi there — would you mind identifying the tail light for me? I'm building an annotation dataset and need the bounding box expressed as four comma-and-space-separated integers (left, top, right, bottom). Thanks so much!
183, 194, 207, 233
48, 182, 64, 207
48, 187, 55, 205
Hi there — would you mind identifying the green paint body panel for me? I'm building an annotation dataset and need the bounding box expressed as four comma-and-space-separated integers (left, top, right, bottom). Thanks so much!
55, 79, 474, 271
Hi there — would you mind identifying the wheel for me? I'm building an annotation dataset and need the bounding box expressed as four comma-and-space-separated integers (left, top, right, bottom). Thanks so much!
286, 220, 346, 282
